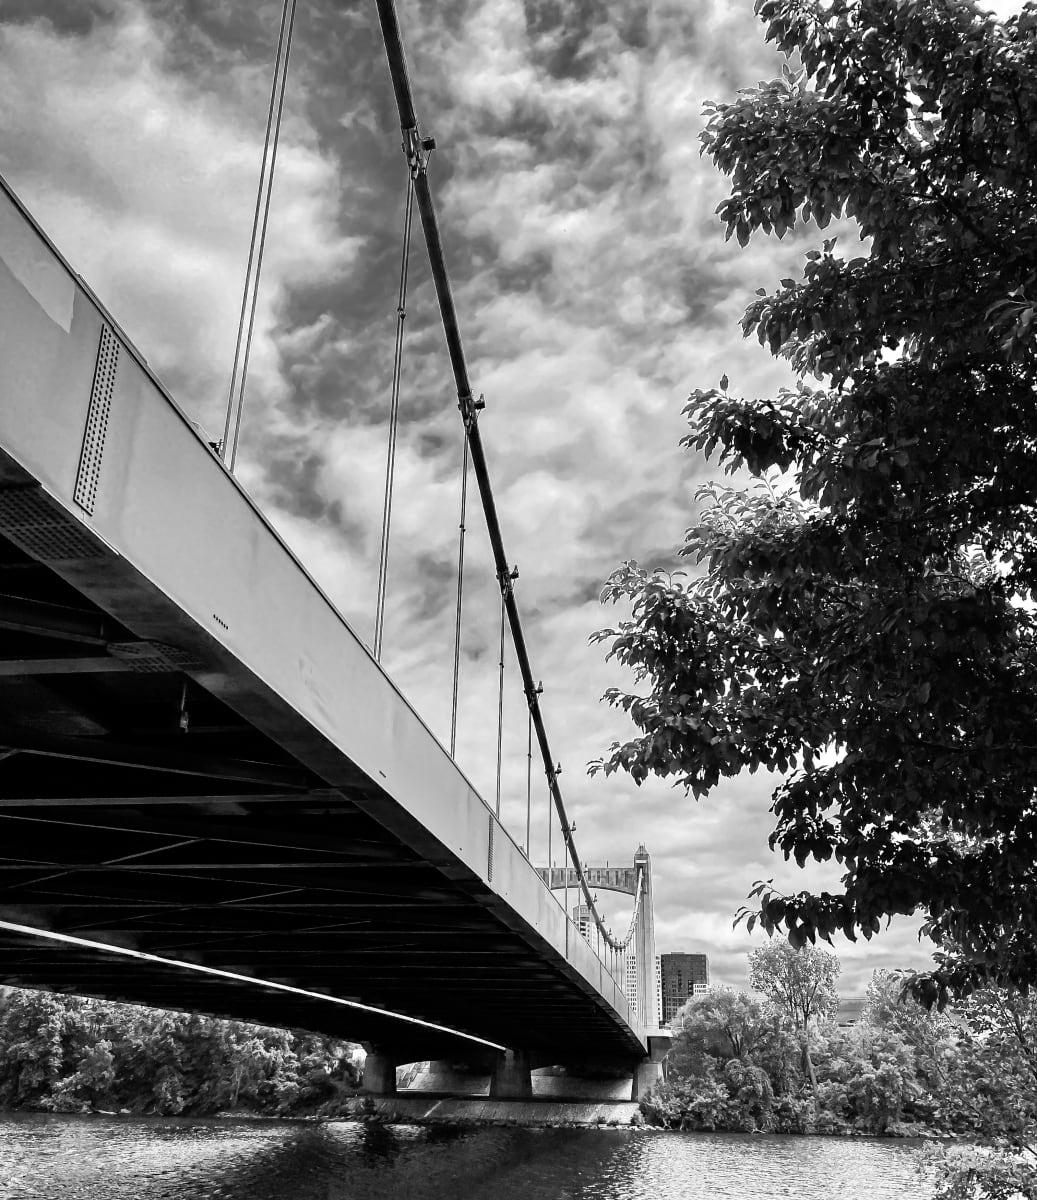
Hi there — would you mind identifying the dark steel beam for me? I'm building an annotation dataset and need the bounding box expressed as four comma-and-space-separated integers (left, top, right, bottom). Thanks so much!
0, 792, 340, 806
0, 732, 312, 788
0, 861, 427, 873
0, 656, 134, 676
0, 593, 107, 644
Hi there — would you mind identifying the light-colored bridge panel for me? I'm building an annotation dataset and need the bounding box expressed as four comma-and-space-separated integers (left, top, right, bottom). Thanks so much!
540, 865, 638, 896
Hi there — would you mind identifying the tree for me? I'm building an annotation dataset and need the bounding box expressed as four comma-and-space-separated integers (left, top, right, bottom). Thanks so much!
942, 986, 1037, 1146
750, 942, 839, 1091
0, 985, 362, 1116
932, 986, 1037, 1196
671, 987, 777, 1065
595, 0, 1037, 1002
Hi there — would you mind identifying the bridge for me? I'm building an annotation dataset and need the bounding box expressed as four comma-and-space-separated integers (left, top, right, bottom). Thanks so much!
0, 3, 668, 1101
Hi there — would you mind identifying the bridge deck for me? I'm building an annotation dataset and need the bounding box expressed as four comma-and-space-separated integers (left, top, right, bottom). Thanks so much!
0, 176, 644, 1065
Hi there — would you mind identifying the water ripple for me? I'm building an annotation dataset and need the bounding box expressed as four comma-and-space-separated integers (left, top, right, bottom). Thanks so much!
0, 1113, 933, 1200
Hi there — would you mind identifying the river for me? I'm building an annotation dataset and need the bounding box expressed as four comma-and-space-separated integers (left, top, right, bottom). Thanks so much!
0, 1113, 935, 1199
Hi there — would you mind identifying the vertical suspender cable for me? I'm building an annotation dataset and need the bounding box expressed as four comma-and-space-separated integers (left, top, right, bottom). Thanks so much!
494, 587, 506, 818
373, 171, 417, 660
449, 427, 469, 757
223, 0, 298, 473
563, 832, 569, 922
525, 706, 532, 856
547, 779, 553, 892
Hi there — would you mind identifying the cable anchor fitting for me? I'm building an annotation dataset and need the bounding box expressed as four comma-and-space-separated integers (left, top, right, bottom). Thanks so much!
404, 127, 436, 178
498, 564, 519, 595
459, 392, 485, 430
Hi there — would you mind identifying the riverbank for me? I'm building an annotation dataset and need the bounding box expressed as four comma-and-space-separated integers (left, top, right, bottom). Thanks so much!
5, 1095, 958, 1133
342, 1096, 642, 1127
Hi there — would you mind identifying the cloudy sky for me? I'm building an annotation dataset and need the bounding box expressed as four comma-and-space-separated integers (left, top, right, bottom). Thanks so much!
2, 0, 1020, 996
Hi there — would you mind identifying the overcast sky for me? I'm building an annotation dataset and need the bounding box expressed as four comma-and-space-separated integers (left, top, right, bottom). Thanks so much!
2, 0, 1018, 996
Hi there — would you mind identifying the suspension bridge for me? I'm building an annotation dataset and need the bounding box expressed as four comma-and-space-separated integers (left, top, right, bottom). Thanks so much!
0, 0, 668, 1099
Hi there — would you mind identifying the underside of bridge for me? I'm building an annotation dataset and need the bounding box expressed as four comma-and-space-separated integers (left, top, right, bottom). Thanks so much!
0, 171, 650, 1075
0, 466, 643, 1067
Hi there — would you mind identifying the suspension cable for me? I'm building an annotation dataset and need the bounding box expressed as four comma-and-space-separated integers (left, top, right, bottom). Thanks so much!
373, 169, 417, 660
449, 425, 470, 757
223, 0, 298, 473
374, 0, 634, 956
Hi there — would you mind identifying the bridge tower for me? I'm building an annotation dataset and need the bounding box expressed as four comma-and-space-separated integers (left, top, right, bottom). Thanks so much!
632, 844, 658, 1028
539, 845, 659, 1029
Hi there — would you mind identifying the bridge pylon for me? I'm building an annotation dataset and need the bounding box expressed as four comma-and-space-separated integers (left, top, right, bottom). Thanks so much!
538, 845, 658, 1030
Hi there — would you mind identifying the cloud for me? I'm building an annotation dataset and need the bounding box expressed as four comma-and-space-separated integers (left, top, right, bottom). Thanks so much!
0, 0, 938, 1003
0, 0, 355, 438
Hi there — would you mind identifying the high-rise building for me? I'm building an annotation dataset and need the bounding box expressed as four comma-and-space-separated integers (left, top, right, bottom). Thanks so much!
622, 950, 639, 1009
571, 903, 592, 941
659, 952, 709, 1024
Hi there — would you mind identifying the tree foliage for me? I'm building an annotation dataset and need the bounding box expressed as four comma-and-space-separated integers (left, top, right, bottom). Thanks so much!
670, 986, 778, 1064
0, 987, 361, 1116
647, 960, 1037, 1182
594, 0, 1037, 1000
750, 941, 840, 1031
750, 941, 839, 1092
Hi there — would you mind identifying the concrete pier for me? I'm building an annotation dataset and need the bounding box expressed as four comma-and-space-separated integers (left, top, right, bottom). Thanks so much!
361, 1050, 398, 1096
490, 1050, 532, 1099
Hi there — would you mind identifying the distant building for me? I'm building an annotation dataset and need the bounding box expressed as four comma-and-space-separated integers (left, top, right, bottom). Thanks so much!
618, 949, 662, 1026
659, 952, 709, 1024
624, 950, 638, 1007
571, 903, 592, 941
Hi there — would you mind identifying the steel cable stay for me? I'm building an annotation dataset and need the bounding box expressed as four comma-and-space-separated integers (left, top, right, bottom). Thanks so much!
449, 424, 470, 757
223, 0, 298, 472
373, 167, 417, 660
374, 0, 638, 962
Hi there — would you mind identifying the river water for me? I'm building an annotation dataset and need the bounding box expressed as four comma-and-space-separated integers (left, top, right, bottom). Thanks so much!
0, 1113, 935, 1199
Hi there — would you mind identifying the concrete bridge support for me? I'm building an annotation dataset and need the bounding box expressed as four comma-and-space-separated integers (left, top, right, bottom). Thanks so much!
363, 1047, 533, 1099
361, 1049, 398, 1097
633, 1058, 663, 1100
489, 1050, 532, 1099
632, 1034, 671, 1100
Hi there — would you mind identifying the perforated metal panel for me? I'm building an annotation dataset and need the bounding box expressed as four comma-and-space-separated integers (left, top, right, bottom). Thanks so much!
74, 324, 119, 514
0, 485, 106, 560
107, 641, 206, 673
487, 814, 495, 882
